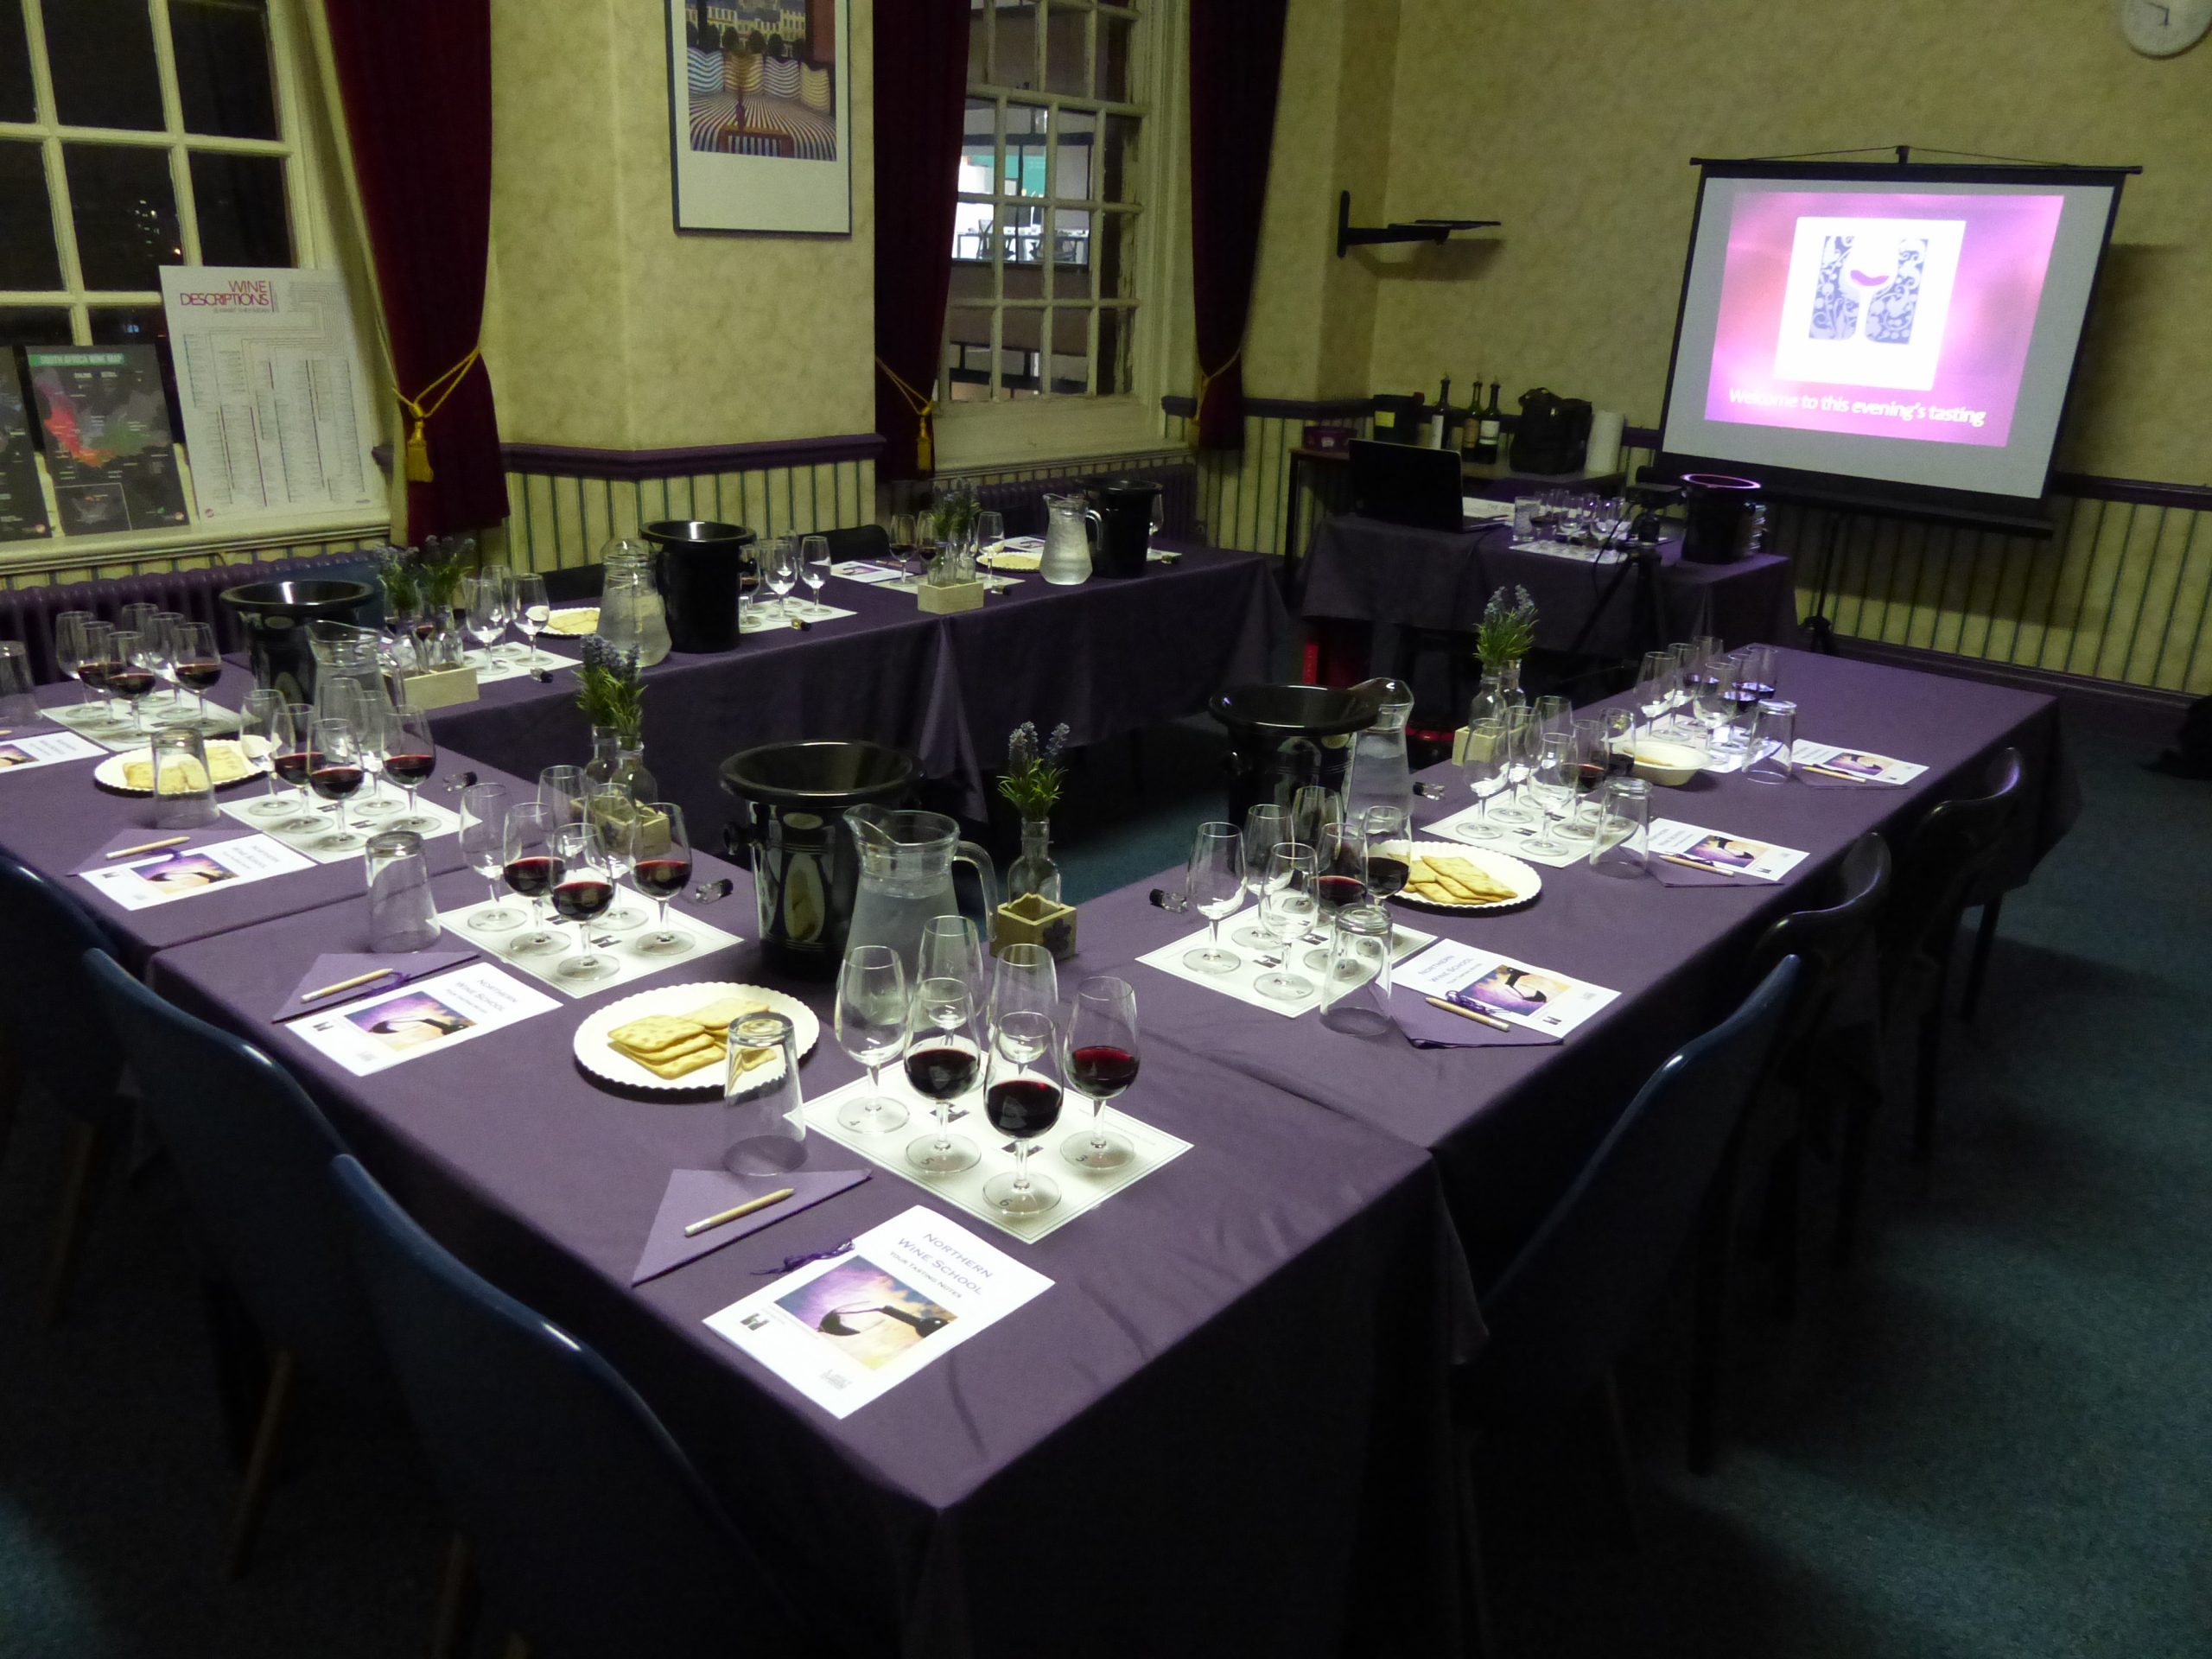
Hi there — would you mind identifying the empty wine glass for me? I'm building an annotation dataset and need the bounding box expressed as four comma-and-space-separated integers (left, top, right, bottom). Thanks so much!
1182, 820, 1246, 975
146, 612, 184, 723
1634, 650, 1675, 736
631, 801, 696, 955
974, 509, 1005, 568
800, 534, 831, 616
1459, 717, 1509, 840
238, 690, 293, 821
52, 611, 92, 711
1255, 842, 1319, 1001
1534, 694, 1573, 742
1060, 975, 1138, 1171
918, 913, 988, 1013
1490, 707, 1538, 823
1290, 784, 1341, 850
835, 944, 909, 1134
763, 538, 798, 621
1525, 731, 1574, 856
904, 976, 982, 1174
1234, 802, 1292, 947
349, 689, 401, 818
305, 715, 366, 850
538, 764, 588, 828
459, 781, 524, 931
988, 941, 1059, 1028
981, 1008, 1063, 1218
549, 821, 619, 983
501, 799, 569, 957
514, 573, 550, 666
584, 783, 646, 930
461, 569, 513, 667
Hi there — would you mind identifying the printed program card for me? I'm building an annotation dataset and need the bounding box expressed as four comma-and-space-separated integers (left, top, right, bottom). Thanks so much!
1790, 742, 1927, 786
283, 960, 559, 1077
1394, 938, 1621, 1038
1646, 819, 1809, 882
704, 1205, 1052, 1420
76, 832, 314, 911
0, 729, 104, 772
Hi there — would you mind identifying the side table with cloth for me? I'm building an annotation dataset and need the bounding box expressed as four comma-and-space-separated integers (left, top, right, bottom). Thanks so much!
146, 853, 1483, 1658
1301, 512, 1798, 686
1047, 649, 2075, 1287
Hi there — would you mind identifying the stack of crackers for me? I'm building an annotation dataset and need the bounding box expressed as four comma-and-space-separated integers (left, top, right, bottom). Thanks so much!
607, 994, 773, 1080
543, 607, 601, 637
1403, 853, 1520, 907
123, 739, 257, 793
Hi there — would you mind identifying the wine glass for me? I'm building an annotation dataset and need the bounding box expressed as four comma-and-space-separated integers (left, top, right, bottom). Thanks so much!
101, 630, 157, 736
918, 913, 988, 1013
1534, 694, 1573, 742
461, 569, 513, 668
762, 538, 798, 621
1060, 975, 1137, 1171
1182, 821, 1247, 975
904, 976, 982, 1174
348, 687, 401, 818
799, 534, 831, 617
549, 821, 619, 982
1560, 719, 1607, 839
583, 783, 646, 931
170, 621, 221, 730
631, 800, 695, 955
537, 764, 588, 828
459, 781, 524, 932
514, 573, 550, 666
384, 705, 440, 831
1234, 803, 1292, 948
1600, 707, 1638, 778
988, 941, 1058, 1028
1459, 717, 1509, 840
143, 613, 183, 726
981, 1008, 1063, 1218
73, 620, 123, 729
1290, 784, 1341, 850
238, 690, 296, 821
974, 509, 1005, 568
500, 799, 569, 957
1255, 842, 1319, 1001
835, 944, 909, 1134
1668, 642, 1701, 736
1492, 707, 1539, 823
1524, 731, 1574, 856
270, 700, 325, 831
1306, 810, 1370, 971
890, 511, 920, 578
1694, 654, 1741, 752
1361, 806, 1413, 899
1634, 650, 1675, 737
306, 715, 367, 850
53, 611, 92, 711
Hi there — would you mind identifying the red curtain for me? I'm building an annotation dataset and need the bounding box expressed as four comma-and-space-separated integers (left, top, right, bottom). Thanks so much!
871, 0, 973, 481
324, 0, 506, 537
1187, 0, 1288, 451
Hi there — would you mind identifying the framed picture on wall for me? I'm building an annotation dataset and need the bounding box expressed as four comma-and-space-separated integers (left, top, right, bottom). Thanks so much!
666, 0, 852, 235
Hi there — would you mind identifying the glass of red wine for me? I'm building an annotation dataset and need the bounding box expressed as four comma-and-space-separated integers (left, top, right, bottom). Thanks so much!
1359, 806, 1412, 899
1061, 975, 1138, 1172
1305, 810, 1370, 973
835, 944, 909, 1135
170, 620, 222, 730
384, 705, 442, 832
73, 619, 124, 732
905, 976, 982, 1174
105, 629, 158, 736
631, 800, 696, 955
500, 799, 569, 957
982, 1007, 1063, 1218
270, 701, 326, 832
305, 715, 367, 851
550, 821, 619, 982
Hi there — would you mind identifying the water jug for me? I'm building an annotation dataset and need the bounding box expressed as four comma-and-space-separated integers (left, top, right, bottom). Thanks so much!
1040, 494, 1093, 586
1344, 677, 1414, 827
598, 539, 671, 665
842, 806, 998, 980
308, 623, 394, 721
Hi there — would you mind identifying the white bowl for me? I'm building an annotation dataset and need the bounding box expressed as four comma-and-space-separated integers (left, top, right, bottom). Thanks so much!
1624, 739, 1706, 787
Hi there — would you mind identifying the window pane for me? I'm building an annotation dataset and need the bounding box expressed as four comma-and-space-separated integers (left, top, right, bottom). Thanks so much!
0, 3, 35, 124
1000, 203, 1045, 273
0, 307, 74, 350
951, 200, 997, 266
1049, 305, 1090, 395
1053, 207, 1091, 297
1044, 3, 1088, 96
990, 1, 1039, 89
1098, 307, 1134, 396
44, 0, 164, 131
1097, 209, 1136, 299
944, 306, 993, 402
1005, 104, 1047, 197
1096, 12, 1134, 102
1101, 113, 1140, 203
0, 142, 61, 289
967, 0, 988, 84
65, 144, 182, 290
1053, 109, 1094, 200
88, 304, 184, 434
190, 150, 290, 266
999, 308, 1040, 397
958, 99, 995, 195
171, 0, 280, 141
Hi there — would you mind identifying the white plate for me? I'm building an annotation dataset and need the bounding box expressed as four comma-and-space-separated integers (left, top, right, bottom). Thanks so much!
571, 981, 821, 1096
1389, 840, 1542, 913
93, 737, 271, 796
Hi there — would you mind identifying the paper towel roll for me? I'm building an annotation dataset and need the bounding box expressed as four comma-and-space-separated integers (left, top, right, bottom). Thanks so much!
1586, 409, 1624, 474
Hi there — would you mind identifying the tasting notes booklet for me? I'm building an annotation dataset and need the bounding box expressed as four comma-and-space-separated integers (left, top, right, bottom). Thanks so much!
1395, 939, 1621, 1037
705, 1206, 1052, 1419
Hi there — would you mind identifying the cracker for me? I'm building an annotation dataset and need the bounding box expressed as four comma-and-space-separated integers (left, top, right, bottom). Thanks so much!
683, 995, 764, 1032
632, 1043, 723, 1080
609, 1014, 714, 1056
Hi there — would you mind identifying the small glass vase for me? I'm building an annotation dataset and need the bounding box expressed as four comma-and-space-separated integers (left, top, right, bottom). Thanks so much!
1007, 817, 1062, 905
584, 725, 658, 803
1467, 659, 1525, 728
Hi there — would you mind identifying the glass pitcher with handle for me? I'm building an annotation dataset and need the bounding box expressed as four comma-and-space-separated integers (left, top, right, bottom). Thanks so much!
842, 806, 999, 978
1039, 493, 1094, 586
1343, 677, 1414, 827
597, 538, 671, 666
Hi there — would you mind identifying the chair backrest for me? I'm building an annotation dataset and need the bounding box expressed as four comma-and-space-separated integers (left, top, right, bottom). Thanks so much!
1882, 747, 2024, 964
0, 854, 125, 1110
1745, 831, 1891, 1045
329, 1154, 805, 1659
81, 950, 387, 1404
823, 522, 890, 563
537, 562, 604, 605
1475, 956, 1802, 1414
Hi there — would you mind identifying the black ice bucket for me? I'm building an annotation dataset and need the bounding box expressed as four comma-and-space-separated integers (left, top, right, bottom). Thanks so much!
219, 577, 376, 702
1207, 682, 1382, 824
644, 519, 756, 652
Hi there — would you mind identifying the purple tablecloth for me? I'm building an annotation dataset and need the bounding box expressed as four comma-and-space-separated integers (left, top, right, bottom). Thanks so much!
145, 853, 1481, 1657
1052, 647, 2076, 1285
1302, 513, 1799, 658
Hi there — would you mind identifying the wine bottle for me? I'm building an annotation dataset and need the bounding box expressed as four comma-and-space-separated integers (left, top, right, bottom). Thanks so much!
1462, 372, 1484, 453
1431, 376, 1452, 448
1476, 382, 1503, 462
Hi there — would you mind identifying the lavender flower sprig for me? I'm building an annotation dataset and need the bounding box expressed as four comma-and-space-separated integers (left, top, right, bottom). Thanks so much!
1477, 583, 1538, 669
999, 720, 1070, 819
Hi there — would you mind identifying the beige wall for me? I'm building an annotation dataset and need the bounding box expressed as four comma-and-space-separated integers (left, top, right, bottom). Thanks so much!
1348, 0, 2211, 485
483, 0, 874, 450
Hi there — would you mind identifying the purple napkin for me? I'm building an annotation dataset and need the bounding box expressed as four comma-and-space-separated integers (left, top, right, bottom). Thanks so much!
1650, 856, 1766, 887
632, 1167, 872, 1286
1390, 986, 1561, 1050
76, 821, 250, 872
276, 951, 477, 1020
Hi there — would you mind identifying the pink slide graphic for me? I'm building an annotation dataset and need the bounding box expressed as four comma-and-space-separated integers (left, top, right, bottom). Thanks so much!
1703, 190, 2063, 448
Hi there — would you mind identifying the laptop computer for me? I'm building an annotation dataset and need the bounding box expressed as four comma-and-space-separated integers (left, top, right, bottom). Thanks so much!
1348, 439, 1466, 531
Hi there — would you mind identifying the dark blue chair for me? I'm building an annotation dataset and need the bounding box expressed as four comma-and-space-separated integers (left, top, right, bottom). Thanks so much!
0, 853, 130, 1325
329, 1154, 808, 1659
82, 950, 390, 1580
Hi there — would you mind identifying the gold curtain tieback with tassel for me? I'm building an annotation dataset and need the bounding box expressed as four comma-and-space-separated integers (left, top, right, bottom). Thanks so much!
395, 347, 482, 483
1190, 346, 1243, 448
876, 356, 937, 473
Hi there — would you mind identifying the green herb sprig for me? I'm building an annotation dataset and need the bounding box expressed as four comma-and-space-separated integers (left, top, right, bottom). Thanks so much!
575, 634, 646, 744
998, 721, 1070, 820
1476, 583, 1538, 669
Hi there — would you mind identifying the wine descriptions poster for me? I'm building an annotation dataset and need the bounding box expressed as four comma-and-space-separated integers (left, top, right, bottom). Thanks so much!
1647, 819, 1810, 882
159, 268, 381, 524
1395, 939, 1621, 1038
704, 1205, 1052, 1420
0, 357, 52, 539
25, 346, 192, 535
0, 730, 105, 773
285, 962, 561, 1077
76, 832, 313, 911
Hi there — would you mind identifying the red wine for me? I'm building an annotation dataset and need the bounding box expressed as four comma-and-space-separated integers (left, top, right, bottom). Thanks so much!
1316, 873, 1368, 910
105, 668, 156, 700
1068, 1044, 1140, 1099
75, 659, 115, 691
385, 751, 437, 785
1363, 855, 1410, 899
308, 764, 364, 800
888, 542, 918, 566
632, 856, 692, 899
905, 1045, 979, 1101
175, 659, 224, 691
1606, 746, 1637, 777
503, 854, 563, 898
984, 1077, 1062, 1137
1573, 761, 1608, 795
550, 877, 613, 921
272, 747, 321, 786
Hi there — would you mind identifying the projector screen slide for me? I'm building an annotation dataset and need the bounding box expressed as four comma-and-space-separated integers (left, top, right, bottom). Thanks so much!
1659, 165, 2126, 505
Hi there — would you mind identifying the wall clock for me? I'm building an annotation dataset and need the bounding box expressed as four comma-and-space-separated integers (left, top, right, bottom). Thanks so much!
2117, 0, 2212, 56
